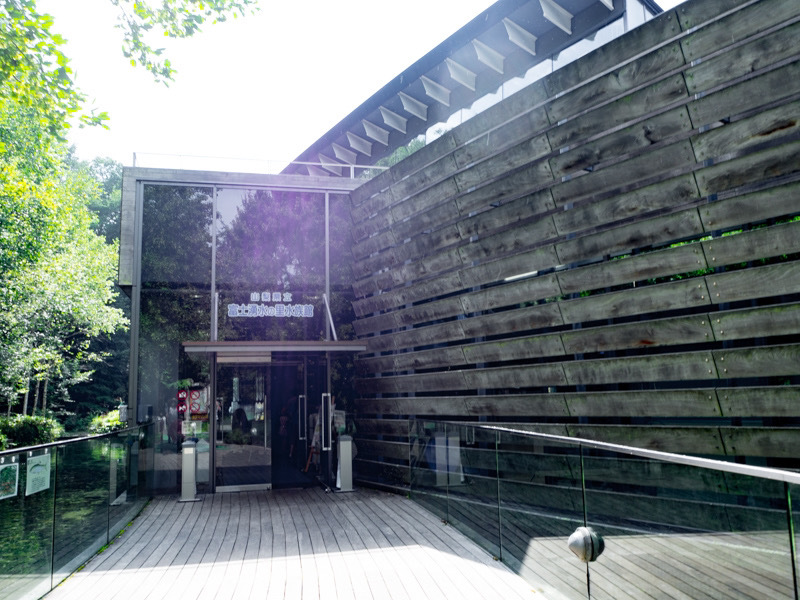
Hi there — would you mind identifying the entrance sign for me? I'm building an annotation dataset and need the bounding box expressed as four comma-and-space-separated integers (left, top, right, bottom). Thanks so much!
227, 291, 314, 319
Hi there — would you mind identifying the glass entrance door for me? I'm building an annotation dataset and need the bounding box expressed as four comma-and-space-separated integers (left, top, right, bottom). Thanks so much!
215, 364, 271, 490
213, 356, 333, 491
268, 360, 318, 489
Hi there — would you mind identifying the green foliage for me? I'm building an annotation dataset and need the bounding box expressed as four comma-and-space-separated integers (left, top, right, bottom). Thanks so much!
0, 150, 129, 405
0, 430, 6, 450
1, 1, 257, 413
1, 0, 257, 149
0, 414, 63, 448
66, 153, 124, 243
110, 0, 258, 83
88, 408, 124, 434
0, 0, 107, 147
375, 136, 426, 169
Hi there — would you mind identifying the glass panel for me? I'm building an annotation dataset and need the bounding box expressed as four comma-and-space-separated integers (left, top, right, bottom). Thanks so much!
583, 448, 795, 600
790, 482, 800, 600
447, 425, 501, 558
497, 430, 588, 600
139, 293, 211, 492
52, 438, 110, 581
409, 421, 451, 523
0, 425, 153, 600
140, 185, 213, 287
294, 356, 327, 483
329, 193, 357, 337
215, 364, 271, 488
106, 429, 150, 534
216, 188, 326, 342
0, 450, 55, 600
139, 184, 213, 493
269, 359, 317, 489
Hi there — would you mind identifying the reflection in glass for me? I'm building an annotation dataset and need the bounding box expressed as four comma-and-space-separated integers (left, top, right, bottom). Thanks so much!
583, 447, 795, 600
0, 425, 153, 600
0, 450, 55, 600
216, 188, 326, 342
497, 431, 587, 600
138, 291, 211, 491
141, 185, 213, 287
215, 364, 271, 488
791, 483, 800, 600
138, 184, 214, 492
447, 425, 501, 557
409, 421, 451, 523
135, 183, 356, 494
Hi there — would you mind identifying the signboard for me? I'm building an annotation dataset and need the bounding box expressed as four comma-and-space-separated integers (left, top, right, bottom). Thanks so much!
176, 389, 188, 415
25, 453, 51, 496
0, 462, 19, 500
189, 389, 203, 414
227, 291, 314, 319
334, 410, 346, 434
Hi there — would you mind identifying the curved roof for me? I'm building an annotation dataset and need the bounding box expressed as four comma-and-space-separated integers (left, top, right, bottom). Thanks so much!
285, 0, 661, 177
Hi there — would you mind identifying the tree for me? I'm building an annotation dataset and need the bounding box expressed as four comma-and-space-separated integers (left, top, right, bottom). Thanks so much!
0, 148, 128, 412
1, 0, 258, 144
1, 0, 257, 418
110, 0, 258, 82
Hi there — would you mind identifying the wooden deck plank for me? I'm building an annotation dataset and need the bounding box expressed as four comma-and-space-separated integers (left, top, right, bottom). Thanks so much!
328, 494, 413, 600
320, 489, 389, 599
141, 497, 217, 600
265, 492, 288, 600
95, 499, 196, 600
197, 492, 241, 600
379, 494, 535, 600
49, 496, 175, 600
275, 491, 307, 600
181, 494, 233, 600
46, 488, 796, 600
347, 494, 448, 599
44, 489, 541, 600
291, 490, 330, 600
230, 491, 262, 600
297, 489, 356, 600
147, 494, 225, 600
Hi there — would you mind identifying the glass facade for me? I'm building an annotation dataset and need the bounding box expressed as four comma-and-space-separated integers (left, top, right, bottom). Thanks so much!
134, 182, 356, 492
216, 188, 327, 341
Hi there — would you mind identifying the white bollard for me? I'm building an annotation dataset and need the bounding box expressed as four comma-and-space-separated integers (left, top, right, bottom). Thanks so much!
179, 440, 200, 502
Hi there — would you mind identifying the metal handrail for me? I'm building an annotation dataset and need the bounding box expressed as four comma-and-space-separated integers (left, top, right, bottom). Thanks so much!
131, 152, 390, 179
0, 424, 147, 458
421, 420, 800, 486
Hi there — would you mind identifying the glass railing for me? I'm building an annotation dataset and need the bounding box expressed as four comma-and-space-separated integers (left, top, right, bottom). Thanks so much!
0, 424, 154, 600
409, 421, 800, 600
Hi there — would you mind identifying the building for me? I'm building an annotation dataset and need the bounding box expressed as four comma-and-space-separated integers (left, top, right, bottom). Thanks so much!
120, 0, 800, 496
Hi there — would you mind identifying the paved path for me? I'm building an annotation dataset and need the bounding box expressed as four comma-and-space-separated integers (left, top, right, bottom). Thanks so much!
44, 488, 541, 600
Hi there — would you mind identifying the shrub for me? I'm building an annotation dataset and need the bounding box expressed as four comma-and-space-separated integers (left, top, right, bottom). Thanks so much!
0, 431, 7, 451
88, 409, 124, 434
0, 415, 63, 449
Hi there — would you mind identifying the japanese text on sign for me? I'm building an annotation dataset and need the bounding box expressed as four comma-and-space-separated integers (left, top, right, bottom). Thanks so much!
227, 291, 314, 319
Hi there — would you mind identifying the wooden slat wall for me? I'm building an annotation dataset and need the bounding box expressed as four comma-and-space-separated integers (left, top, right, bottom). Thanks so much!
348, 0, 800, 489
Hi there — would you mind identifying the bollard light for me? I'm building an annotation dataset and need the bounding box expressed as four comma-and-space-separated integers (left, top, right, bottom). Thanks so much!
568, 526, 605, 562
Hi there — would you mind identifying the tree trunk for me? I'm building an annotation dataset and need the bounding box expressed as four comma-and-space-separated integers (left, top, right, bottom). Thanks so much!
22, 382, 30, 415
32, 380, 40, 416
42, 378, 49, 418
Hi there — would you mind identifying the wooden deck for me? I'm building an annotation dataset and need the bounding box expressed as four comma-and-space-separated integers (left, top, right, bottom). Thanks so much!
43, 488, 540, 600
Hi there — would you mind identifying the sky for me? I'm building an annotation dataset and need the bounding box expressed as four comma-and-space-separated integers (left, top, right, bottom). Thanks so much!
39, 0, 686, 172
